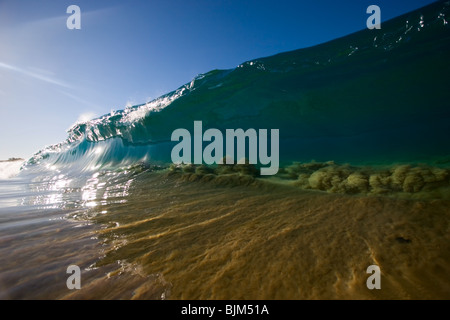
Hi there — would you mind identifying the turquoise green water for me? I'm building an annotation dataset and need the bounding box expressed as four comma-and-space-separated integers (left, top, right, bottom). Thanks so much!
25, 1, 450, 170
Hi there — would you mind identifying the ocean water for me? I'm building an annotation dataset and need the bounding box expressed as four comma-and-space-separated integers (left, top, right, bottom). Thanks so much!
1, 1, 450, 299
1, 161, 449, 299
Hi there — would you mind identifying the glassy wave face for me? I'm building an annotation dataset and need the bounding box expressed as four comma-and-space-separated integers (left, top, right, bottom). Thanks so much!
3, 1, 450, 300
24, 1, 450, 172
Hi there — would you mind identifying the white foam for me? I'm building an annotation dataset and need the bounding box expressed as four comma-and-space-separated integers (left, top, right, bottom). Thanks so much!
0, 161, 24, 180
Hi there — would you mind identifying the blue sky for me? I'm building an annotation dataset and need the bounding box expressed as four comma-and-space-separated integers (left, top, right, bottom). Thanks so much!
0, 0, 437, 159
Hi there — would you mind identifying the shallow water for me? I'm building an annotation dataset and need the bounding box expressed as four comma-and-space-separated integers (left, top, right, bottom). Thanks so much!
90, 170, 450, 299
1, 164, 449, 299
0, 166, 171, 299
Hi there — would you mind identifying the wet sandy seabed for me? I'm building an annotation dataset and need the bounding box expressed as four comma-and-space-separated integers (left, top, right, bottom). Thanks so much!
1, 169, 449, 299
